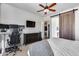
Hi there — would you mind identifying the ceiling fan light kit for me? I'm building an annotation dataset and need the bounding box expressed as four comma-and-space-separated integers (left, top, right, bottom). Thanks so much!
44, 9, 49, 12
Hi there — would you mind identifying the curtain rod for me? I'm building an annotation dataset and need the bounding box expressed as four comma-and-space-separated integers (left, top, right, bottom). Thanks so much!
50, 9, 78, 17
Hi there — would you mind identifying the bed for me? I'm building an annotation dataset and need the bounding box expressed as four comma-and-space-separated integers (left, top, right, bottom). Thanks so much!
27, 38, 79, 56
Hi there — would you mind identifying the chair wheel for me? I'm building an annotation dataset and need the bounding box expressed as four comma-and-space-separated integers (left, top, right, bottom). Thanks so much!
13, 54, 15, 56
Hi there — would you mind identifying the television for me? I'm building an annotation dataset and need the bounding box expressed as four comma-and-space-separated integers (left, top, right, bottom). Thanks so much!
26, 21, 35, 27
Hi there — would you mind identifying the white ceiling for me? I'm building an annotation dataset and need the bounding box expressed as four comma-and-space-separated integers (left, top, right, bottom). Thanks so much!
8, 3, 79, 17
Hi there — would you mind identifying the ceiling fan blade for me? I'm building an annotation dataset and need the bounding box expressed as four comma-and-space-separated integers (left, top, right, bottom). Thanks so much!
49, 9, 56, 12
39, 4, 45, 8
37, 9, 45, 12
48, 3, 56, 9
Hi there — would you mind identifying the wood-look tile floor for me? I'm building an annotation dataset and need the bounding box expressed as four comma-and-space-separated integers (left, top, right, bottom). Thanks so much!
3, 45, 31, 56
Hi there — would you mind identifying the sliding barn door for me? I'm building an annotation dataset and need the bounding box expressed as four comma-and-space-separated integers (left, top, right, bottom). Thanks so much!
59, 11, 75, 40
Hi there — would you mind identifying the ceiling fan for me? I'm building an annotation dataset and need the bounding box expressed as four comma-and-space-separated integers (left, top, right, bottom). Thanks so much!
37, 3, 56, 14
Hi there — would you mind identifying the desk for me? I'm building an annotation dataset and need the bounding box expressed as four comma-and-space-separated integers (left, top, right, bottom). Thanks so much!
0, 32, 10, 55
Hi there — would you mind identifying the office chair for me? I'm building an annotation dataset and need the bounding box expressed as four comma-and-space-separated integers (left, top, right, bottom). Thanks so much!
6, 29, 22, 56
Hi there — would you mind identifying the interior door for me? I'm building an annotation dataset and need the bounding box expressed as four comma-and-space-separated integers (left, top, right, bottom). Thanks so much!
59, 11, 75, 40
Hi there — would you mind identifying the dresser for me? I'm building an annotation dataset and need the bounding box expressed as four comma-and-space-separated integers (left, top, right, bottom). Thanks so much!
24, 32, 42, 45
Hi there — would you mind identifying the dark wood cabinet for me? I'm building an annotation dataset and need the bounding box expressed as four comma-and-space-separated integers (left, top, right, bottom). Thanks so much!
24, 32, 42, 45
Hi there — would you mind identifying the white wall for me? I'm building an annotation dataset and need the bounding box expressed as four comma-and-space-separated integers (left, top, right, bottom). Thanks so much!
1, 3, 43, 33
75, 6, 79, 41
